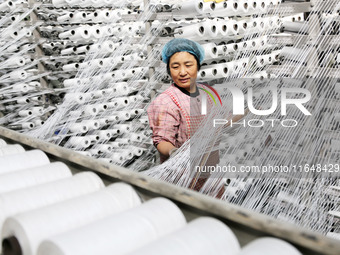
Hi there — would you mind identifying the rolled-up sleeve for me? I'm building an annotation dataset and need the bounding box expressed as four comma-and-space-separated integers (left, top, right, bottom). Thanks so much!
147, 94, 180, 147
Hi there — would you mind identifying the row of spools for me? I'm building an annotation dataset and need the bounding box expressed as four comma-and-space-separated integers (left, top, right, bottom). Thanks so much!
0, 0, 54, 131
0, 0, 158, 167
0, 139, 303, 255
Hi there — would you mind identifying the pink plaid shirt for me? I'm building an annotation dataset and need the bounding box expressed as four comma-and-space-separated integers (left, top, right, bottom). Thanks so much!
147, 83, 210, 148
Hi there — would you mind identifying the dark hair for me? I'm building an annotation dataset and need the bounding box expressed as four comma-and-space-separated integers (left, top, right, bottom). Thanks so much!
166, 54, 201, 76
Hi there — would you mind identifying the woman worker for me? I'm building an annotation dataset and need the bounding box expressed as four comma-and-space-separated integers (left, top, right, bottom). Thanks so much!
147, 38, 214, 163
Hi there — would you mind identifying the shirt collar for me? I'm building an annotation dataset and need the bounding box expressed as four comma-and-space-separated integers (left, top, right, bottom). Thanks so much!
174, 83, 200, 98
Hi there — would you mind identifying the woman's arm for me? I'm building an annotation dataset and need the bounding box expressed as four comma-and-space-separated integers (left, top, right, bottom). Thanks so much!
157, 141, 176, 162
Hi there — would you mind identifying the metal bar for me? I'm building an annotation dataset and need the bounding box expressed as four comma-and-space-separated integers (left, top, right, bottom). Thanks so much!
0, 127, 339, 255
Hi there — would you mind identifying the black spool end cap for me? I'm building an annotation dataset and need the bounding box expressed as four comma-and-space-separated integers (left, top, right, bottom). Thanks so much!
2, 236, 22, 255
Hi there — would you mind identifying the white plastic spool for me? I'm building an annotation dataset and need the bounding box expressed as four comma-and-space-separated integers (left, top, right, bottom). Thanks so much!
0, 144, 25, 157
108, 111, 131, 121
68, 123, 89, 133
18, 110, 33, 117
11, 83, 29, 93
59, 27, 91, 41
114, 138, 130, 145
82, 118, 101, 130
32, 119, 45, 127
0, 1, 16, 11
130, 146, 144, 157
95, 144, 112, 153
200, 63, 230, 80
83, 104, 103, 116
118, 149, 134, 160
174, 23, 207, 40
57, 12, 73, 22
5, 57, 26, 68
239, 237, 301, 255
63, 78, 83, 88
256, 0, 268, 13
22, 28, 32, 38
173, 0, 205, 17
37, 198, 186, 255
85, 135, 100, 143
30, 107, 43, 116
97, 118, 109, 126
62, 62, 80, 71
216, 21, 228, 38
203, 20, 219, 38
3, 29, 19, 40
0, 150, 49, 175
94, 10, 111, 22
201, 43, 218, 60
0, 162, 72, 194
237, 20, 249, 35
246, 0, 258, 14
0, 172, 104, 249
67, 137, 91, 148
15, 97, 30, 104
2, 183, 141, 255
5, 44, 20, 53
95, 130, 112, 141
9, 70, 28, 81
64, 93, 85, 104
89, 26, 103, 39
104, 129, 120, 137
107, 97, 129, 108
75, 45, 90, 54
102, 26, 114, 36
234, 0, 249, 15
111, 10, 122, 19
114, 123, 132, 133
129, 108, 144, 118
102, 40, 116, 53
255, 54, 272, 67
22, 122, 35, 130
70, 12, 87, 23
233, 58, 249, 75
126, 217, 240, 255
213, 0, 238, 16
224, 20, 239, 36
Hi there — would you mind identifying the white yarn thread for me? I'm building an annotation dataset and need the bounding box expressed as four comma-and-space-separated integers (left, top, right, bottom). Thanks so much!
37, 198, 186, 255
0, 162, 72, 194
239, 237, 302, 255
0, 139, 7, 147
0, 150, 50, 175
2, 183, 141, 255
0, 144, 25, 157
0, 171, 104, 249
126, 217, 240, 255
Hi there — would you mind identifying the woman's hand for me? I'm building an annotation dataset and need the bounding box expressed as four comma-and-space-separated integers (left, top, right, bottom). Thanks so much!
157, 141, 176, 162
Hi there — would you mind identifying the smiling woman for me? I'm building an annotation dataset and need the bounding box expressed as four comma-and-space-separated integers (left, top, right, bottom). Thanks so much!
147, 38, 215, 164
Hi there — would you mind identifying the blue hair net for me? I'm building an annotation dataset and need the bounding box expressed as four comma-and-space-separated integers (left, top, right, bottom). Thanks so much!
161, 38, 205, 64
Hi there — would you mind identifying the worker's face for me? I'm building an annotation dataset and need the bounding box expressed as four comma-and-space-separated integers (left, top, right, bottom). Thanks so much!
169, 52, 198, 92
